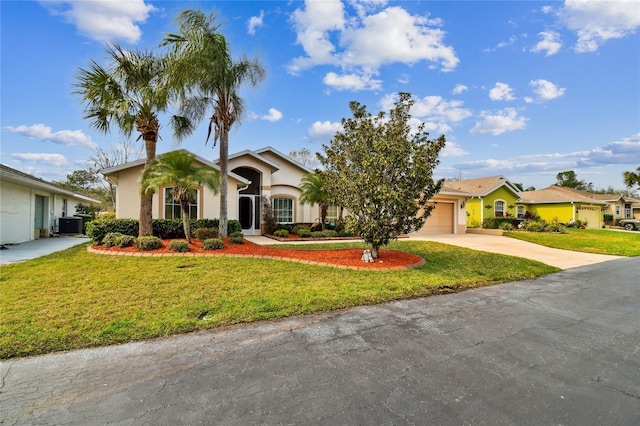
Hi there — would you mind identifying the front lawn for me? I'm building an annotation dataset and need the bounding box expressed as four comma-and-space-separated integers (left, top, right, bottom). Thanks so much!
0, 240, 558, 359
504, 228, 640, 257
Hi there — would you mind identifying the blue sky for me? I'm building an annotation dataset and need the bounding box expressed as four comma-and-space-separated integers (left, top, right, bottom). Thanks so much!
1, 0, 639, 191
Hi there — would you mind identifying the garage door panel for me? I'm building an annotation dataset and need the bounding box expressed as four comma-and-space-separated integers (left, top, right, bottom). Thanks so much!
417, 203, 454, 234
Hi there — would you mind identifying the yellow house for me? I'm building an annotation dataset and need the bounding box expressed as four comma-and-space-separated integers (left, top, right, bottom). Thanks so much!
446, 176, 521, 227
517, 186, 607, 229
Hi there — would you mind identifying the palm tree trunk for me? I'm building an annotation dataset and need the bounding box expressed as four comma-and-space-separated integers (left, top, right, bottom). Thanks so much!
219, 129, 229, 238
180, 200, 192, 243
139, 137, 156, 237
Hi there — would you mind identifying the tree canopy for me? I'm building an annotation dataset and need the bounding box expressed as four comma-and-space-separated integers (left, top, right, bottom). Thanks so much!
554, 170, 593, 191
623, 166, 640, 190
319, 92, 446, 258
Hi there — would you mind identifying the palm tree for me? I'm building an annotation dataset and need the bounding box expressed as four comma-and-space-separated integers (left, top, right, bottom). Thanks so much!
163, 9, 265, 237
299, 171, 331, 226
141, 151, 220, 243
74, 43, 195, 237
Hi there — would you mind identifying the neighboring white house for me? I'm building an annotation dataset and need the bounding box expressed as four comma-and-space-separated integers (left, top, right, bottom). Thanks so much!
0, 164, 101, 243
101, 147, 470, 235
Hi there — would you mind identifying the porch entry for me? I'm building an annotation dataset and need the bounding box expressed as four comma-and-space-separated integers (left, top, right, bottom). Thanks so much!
233, 167, 262, 235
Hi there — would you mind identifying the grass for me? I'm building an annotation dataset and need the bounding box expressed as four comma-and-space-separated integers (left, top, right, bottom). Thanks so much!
504, 228, 640, 257
0, 240, 558, 359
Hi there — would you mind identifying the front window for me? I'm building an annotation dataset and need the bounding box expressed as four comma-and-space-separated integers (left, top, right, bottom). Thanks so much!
326, 204, 339, 222
273, 197, 293, 223
62, 198, 68, 217
164, 187, 198, 219
517, 205, 525, 219
615, 205, 621, 216
494, 200, 505, 217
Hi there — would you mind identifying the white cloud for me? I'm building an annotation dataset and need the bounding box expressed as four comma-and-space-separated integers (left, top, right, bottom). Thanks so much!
452, 84, 468, 95
559, 0, 640, 52
308, 121, 344, 140
440, 140, 469, 158
489, 82, 516, 101
288, 1, 459, 88
248, 10, 265, 35
470, 108, 527, 135
4, 124, 98, 149
531, 31, 562, 56
484, 35, 517, 52
529, 79, 566, 101
40, 0, 155, 44
260, 108, 283, 122
323, 71, 382, 91
577, 133, 640, 166
11, 153, 69, 167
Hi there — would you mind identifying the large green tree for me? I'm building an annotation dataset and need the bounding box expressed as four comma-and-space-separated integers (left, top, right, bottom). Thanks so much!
299, 170, 331, 225
163, 9, 265, 238
74, 43, 195, 237
140, 151, 220, 243
555, 170, 593, 191
623, 166, 640, 190
320, 92, 446, 258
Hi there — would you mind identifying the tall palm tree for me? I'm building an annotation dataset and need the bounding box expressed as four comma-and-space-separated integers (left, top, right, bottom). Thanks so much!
299, 170, 331, 226
163, 9, 265, 237
141, 151, 220, 243
74, 43, 195, 237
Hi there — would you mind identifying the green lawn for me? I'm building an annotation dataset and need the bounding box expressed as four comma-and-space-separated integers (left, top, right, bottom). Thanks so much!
505, 228, 640, 257
0, 240, 558, 359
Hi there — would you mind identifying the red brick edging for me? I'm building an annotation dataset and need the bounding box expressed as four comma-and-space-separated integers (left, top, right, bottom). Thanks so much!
86, 246, 426, 271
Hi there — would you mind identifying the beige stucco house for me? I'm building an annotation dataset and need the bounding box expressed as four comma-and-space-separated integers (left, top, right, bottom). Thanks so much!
101, 147, 470, 235
0, 164, 101, 243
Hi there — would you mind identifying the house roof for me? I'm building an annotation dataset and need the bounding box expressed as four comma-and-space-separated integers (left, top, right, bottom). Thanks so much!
254, 146, 314, 173
0, 164, 101, 204
445, 175, 521, 197
547, 187, 640, 204
439, 183, 472, 197
100, 150, 251, 187
518, 186, 608, 205
224, 149, 281, 172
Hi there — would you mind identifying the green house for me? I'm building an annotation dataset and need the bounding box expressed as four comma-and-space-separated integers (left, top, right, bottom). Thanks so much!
447, 176, 521, 227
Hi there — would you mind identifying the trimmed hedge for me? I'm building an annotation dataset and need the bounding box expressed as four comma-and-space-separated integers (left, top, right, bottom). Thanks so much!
87, 218, 241, 243
482, 217, 521, 229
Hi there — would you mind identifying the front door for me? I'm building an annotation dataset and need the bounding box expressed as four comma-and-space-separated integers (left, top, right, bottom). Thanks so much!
238, 195, 261, 235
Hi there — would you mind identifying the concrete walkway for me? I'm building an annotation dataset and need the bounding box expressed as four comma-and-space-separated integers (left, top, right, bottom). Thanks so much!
0, 236, 90, 265
247, 233, 623, 270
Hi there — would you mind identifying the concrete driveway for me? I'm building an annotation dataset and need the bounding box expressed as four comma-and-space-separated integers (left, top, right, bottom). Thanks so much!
1, 257, 638, 425
0, 236, 90, 265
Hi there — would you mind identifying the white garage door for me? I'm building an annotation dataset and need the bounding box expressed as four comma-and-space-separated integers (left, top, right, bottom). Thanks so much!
417, 202, 454, 234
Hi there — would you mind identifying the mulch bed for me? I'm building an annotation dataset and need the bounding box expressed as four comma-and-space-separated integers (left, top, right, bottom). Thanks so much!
89, 238, 425, 271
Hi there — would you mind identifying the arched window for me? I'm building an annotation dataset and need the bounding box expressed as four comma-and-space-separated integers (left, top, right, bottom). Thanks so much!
272, 197, 294, 223
164, 187, 199, 219
494, 200, 505, 217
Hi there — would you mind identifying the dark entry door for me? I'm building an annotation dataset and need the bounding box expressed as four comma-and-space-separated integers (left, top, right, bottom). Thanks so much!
239, 196, 253, 230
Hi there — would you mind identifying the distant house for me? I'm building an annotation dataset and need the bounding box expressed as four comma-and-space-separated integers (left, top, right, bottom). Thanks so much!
0, 164, 101, 243
101, 147, 470, 235
446, 176, 521, 227
517, 186, 608, 228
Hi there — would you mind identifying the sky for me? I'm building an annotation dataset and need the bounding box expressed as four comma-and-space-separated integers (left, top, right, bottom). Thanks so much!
1, 0, 639, 191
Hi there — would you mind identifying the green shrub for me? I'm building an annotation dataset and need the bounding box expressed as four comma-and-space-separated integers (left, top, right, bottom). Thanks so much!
274, 229, 289, 237
483, 217, 520, 229
102, 232, 125, 248
87, 219, 138, 244
203, 238, 224, 250
312, 230, 339, 238
291, 224, 309, 235
603, 214, 614, 224
297, 229, 312, 238
168, 240, 189, 253
229, 231, 244, 244
499, 222, 515, 231
194, 227, 219, 241
338, 229, 355, 237
545, 222, 567, 233
524, 220, 547, 233
114, 234, 135, 248
135, 236, 163, 251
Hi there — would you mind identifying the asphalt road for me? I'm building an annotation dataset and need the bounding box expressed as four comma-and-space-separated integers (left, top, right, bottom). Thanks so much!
1, 257, 639, 425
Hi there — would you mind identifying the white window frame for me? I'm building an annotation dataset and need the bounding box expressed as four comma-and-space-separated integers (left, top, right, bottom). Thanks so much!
164, 187, 199, 219
273, 197, 294, 224
326, 204, 339, 222
62, 198, 68, 217
517, 205, 525, 219
615, 205, 621, 216
494, 200, 505, 217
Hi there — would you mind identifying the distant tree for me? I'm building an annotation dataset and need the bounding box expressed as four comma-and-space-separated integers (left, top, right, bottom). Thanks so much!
140, 151, 220, 243
74, 43, 195, 237
319, 92, 446, 258
299, 170, 331, 226
92, 140, 144, 211
289, 148, 313, 166
513, 182, 524, 191
555, 170, 593, 191
54, 170, 100, 192
623, 166, 640, 190
162, 9, 265, 238
524, 186, 536, 191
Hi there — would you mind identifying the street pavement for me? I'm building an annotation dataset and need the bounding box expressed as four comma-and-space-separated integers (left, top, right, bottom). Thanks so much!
1, 257, 638, 425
